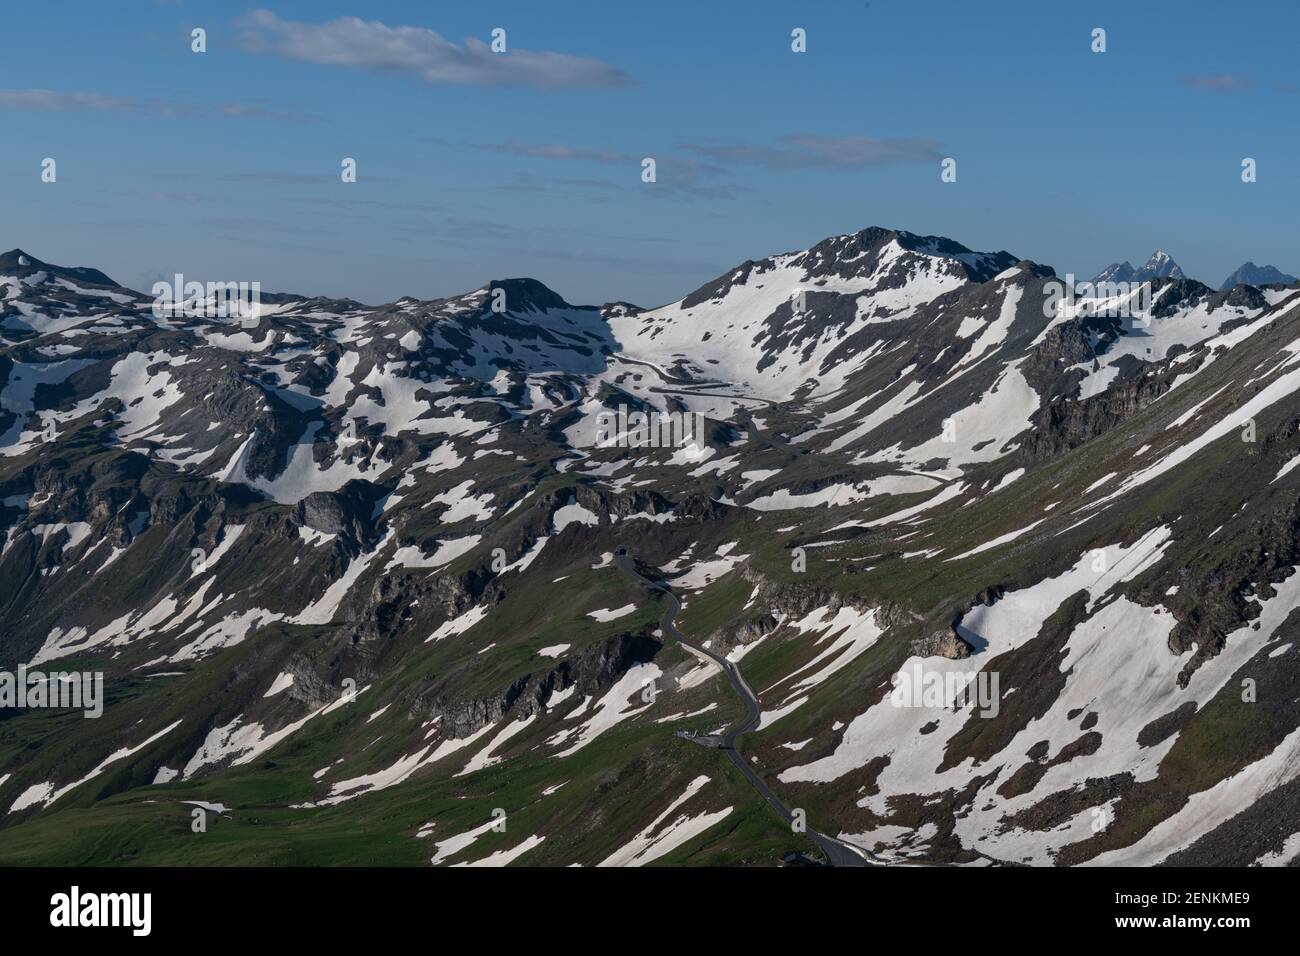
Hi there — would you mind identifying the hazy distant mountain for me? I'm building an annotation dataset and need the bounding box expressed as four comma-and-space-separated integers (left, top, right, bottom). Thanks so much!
1091, 260, 1136, 284
1220, 261, 1298, 290
1091, 249, 1187, 285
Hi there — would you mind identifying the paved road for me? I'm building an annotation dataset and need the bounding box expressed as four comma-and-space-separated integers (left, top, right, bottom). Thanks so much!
647, 386, 775, 407
616, 553, 870, 867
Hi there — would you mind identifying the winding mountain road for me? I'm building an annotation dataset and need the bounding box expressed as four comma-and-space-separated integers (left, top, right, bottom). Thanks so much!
615, 553, 870, 867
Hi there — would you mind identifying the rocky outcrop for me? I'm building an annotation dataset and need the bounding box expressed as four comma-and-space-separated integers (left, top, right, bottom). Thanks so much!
1017, 360, 1186, 463
909, 628, 974, 659
691, 565, 916, 659
412, 630, 663, 739
295, 480, 381, 546
1165, 501, 1300, 685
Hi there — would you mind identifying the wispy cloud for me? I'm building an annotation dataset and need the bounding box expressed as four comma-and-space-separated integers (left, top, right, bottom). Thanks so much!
649, 157, 744, 200
476, 142, 741, 201
216, 101, 318, 122
482, 133, 938, 174
1177, 73, 1254, 93
0, 88, 317, 121
237, 9, 632, 90
1176, 73, 1296, 94
0, 89, 144, 112
683, 134, 943, 168
474, 140, 631, 164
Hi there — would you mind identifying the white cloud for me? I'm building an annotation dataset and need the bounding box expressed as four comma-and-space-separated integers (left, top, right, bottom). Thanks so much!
237, 9, 632, 90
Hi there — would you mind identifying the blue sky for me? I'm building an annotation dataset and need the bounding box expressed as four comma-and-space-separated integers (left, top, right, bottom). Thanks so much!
4, 1, 1297, 306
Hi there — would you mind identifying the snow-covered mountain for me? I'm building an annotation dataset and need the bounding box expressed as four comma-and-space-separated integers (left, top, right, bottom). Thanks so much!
3, 228, 1300, 868
605, 227, 1019, 400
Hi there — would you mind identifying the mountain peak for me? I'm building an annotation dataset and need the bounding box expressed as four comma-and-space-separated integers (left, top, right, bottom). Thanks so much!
1219, 261, 1298, 291
0, 248, 38, 269
675, 225, 1018, 312
480, 277, 576, 313
1092, 250, 1187, 285
1138, 249, 1186, 280
791, 225, 1018, 279
0, 247, 118, 287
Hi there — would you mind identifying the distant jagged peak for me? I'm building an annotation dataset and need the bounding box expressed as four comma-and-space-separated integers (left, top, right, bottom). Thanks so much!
1139, 249, 1185, 280
1091, 260, 1135, 284
1091, 250, 1187, 285
1219, 261, 1298, 291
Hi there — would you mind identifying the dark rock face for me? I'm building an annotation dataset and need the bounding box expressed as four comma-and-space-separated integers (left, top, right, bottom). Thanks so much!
295, 481, 381, 546
671, 493, 727, 523
297, 492, 351, 536
1149, 277, 1212, 317
412, 630, 663, 740
1165, 504, 1300, 686
1214, 283, 1268, 311
1018, 364, 1178, 463
1020, 319, 1094, 400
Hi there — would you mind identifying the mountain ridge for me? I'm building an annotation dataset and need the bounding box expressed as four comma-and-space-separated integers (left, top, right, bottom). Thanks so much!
1220, 261, 1298, 291
3, 225, 1300, 867
1090, 249, 1188, 285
